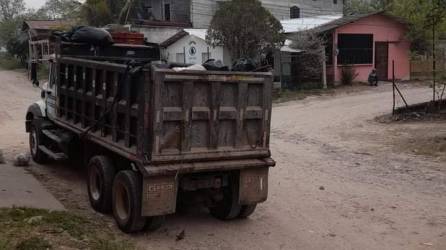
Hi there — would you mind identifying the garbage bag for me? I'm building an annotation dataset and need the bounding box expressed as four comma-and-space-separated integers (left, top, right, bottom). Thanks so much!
53, 26, 114, 46
70, 26, 114, 46
231, 58, 256, 72
172, 64, 206, 72
202, 59, 229, 71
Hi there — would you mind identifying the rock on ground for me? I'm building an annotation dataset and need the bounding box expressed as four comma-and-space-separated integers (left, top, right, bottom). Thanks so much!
13, 153, 30, 167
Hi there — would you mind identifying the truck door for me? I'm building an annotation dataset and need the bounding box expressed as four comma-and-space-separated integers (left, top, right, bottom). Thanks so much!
46, 62, 57, 120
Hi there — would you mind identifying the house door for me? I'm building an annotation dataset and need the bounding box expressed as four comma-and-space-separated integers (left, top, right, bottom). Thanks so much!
375, 42, 389, 80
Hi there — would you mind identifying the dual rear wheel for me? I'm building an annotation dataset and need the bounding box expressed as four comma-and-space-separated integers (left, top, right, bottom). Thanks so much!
209, 175, 257, 220
87, 155, 257, 233
86, 156, 164, 233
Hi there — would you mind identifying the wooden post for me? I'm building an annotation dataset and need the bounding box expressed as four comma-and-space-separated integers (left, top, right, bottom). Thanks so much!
207, 46, 210, 61
322, 49, 327, 89
433, 16, 436, 103
392, 60, 409, 113
392, 60, 396, 114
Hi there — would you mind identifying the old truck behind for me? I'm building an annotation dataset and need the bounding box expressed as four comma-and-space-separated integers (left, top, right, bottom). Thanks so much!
25, 38, 275, 233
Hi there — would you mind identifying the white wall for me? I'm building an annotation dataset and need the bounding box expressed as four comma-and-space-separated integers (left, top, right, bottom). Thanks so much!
132, 26, 183, 44
164, 34, 231, 66
191, 0, 344, 28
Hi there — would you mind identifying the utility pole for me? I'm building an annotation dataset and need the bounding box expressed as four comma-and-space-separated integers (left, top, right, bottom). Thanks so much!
322, 49, 327, 89
433, 17, 436, 103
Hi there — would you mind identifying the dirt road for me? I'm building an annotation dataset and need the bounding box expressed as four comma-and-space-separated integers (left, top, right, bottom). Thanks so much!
0, 70, 64, 210
0, 69, 445, 250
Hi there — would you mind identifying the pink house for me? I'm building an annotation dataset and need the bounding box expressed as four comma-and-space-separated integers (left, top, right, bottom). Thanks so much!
316, 12, 411, 83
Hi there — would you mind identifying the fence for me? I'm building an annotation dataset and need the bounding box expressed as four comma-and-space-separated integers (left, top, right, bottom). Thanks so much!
410, 59, 446, 80
28, 39, 54, 82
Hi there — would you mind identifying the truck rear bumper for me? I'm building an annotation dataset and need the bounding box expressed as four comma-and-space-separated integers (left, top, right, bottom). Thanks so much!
142, 157, 275, 177
140, 158, 275, 217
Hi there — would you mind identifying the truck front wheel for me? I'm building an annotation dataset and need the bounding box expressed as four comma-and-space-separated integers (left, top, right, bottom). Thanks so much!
29, 123, 48, 164
112, 170, 146, 233
87, 155, 115, 213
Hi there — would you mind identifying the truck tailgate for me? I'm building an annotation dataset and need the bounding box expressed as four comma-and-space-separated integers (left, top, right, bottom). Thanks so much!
150, 67, 273, 164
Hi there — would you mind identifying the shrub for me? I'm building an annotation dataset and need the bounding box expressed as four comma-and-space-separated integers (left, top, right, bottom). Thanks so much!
0, 54, 22, 70
340, 65, 358, 85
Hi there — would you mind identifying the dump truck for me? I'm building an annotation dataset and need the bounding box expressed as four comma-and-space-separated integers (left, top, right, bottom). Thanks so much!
25, 39, 275, 233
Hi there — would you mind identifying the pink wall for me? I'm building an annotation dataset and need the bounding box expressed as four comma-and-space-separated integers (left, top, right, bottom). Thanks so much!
331, 14, 410, 83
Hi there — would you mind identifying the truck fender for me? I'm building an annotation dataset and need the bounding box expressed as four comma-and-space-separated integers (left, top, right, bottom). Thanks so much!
25, 101, 46, 132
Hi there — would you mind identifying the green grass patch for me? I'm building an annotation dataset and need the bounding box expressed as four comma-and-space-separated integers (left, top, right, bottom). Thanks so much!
273, 88, 334, 103
0, 207, 133, 250
16, 237, 52, 250
0, 55, 23, 70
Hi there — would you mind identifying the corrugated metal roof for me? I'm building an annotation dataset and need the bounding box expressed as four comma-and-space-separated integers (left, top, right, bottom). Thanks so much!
160, 30, 188, 47
312, 11, 408, 33
160, 29, 208, 47
22, 20, 73, 31
281, 15, 342, 33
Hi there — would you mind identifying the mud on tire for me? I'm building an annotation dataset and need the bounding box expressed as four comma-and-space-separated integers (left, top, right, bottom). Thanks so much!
209, 174, 242, 220
87, 155, 115, 213
112, 170, 147, 233
29, 122, 48, 164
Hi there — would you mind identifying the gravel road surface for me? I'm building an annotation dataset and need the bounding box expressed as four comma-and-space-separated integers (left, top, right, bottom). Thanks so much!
0, 69, 445, 250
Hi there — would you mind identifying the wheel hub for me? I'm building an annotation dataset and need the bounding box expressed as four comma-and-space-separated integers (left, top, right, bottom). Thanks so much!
115, 181, 130, 222
30, 130, 37, 156
89, 166, 102, 201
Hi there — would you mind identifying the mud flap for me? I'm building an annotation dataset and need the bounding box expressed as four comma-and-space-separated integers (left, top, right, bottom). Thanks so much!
239, 167, 269, 205
141, 175, 177, 216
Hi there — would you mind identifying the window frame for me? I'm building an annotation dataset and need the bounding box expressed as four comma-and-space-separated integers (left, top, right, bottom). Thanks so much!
175, 52, 185, 63
337, 34, 374, 65
290, 6, 300, 19
164, 3, 171, 21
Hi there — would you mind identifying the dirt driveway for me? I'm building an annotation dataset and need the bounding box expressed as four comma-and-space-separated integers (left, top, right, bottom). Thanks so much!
0, 69, 445, 250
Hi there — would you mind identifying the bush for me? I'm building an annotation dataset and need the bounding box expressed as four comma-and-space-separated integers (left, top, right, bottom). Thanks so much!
340, 65, 358, 85
0, 54, 22, 70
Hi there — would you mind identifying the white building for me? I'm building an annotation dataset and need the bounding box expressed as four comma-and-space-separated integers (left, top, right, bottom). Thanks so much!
160, 29, 232, 65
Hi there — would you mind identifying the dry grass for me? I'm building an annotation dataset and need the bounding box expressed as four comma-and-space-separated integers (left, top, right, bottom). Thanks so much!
0, 56, 22, 70
0, 207, 133, 250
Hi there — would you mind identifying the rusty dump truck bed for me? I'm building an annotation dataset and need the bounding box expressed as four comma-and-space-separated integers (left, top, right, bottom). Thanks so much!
54, 55, 274, 175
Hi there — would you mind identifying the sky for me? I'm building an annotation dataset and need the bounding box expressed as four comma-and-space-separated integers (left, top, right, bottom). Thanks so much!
25, 0, 47, 10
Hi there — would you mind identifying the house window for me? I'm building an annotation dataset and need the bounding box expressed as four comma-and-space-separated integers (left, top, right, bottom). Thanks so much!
334, 0, 337, 4
176, 53, 185, 63
290, 6, 300, 19
164, 4, 171, 21
202, 52, 211, 63
338, 34, 373, 65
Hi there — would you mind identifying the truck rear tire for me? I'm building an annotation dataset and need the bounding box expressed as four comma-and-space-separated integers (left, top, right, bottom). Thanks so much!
238, 204, 257, 218
112, 170, 146, 233
210, 181, 242, 220
29, 123, 48, 164
87, 155, 115, 213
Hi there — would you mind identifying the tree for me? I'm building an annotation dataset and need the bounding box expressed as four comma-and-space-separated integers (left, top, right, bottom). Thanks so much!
0, 0, 26, 52
288, 31, 329, 88
0, 0, 25, 21
343, 0, 391, 15
40, 0, 82, 19
206, 0, 284, 60
391, 0, 446, 54
81, 0, 113, 26
391, 0, 446, 102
